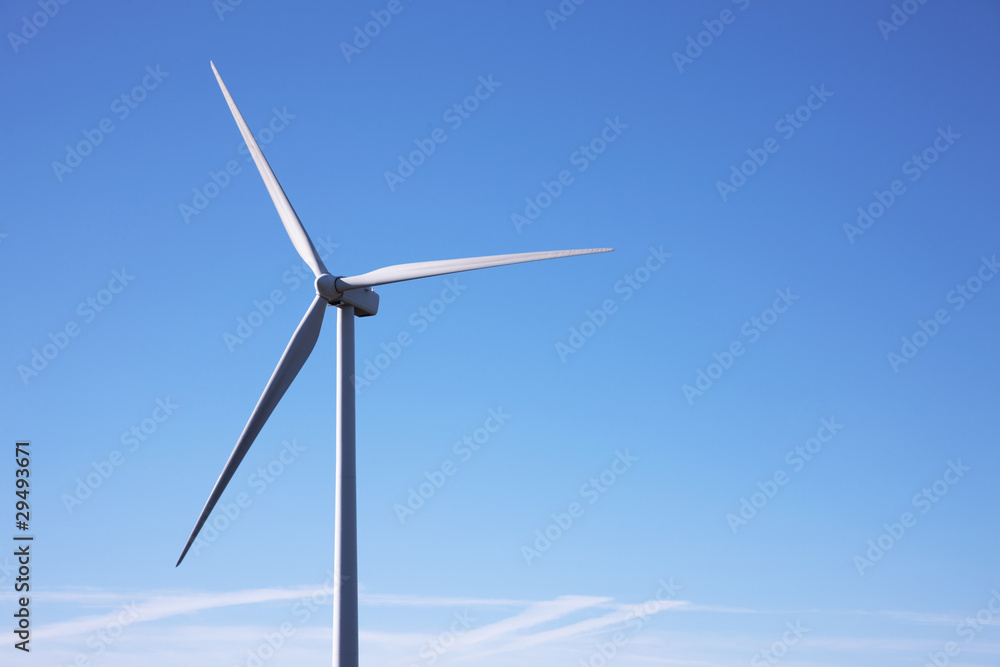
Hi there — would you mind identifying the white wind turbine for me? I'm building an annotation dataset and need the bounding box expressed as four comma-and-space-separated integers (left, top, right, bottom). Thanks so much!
175, 62, 611, 667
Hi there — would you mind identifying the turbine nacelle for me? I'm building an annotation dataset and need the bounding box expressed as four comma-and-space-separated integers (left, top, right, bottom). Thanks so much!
315, 273, 380, 316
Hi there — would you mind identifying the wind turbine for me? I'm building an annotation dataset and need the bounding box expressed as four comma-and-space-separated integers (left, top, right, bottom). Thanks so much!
175, 62, 611, 667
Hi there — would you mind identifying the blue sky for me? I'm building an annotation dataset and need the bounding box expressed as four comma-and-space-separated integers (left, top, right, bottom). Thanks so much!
2, 0, 999, 665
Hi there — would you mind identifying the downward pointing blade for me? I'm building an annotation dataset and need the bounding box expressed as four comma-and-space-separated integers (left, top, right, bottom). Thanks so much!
210, 61, 328, 277
335, 248, 613, 290
176, 295, 327, 566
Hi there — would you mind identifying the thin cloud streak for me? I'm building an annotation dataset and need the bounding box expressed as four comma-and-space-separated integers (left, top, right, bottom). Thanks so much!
360, 592, 533, 607
457, 599, 687, 662
30, 583, 1000, 667
33, 585, 323, 640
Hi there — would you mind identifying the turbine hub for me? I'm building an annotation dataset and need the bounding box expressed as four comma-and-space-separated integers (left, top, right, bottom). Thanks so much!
315, 273, 340, 302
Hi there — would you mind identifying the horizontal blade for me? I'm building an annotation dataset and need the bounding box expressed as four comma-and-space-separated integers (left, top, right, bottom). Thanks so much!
176, 295, 327, 566
210, 61, 328, 277
335, 248, 613, 290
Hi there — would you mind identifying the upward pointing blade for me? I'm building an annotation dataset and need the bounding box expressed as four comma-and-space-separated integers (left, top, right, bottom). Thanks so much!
335, 248, 613, 291
176, 295, 327, 566
210, 61, 328, 277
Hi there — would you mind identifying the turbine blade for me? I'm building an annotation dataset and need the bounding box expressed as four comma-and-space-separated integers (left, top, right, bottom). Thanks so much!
176, 295, 327, 566
210, 61, 328, 277
335, 248, 613, 290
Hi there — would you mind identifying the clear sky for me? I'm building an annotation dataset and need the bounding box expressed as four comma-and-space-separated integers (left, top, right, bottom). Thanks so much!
1, 1, 999, 665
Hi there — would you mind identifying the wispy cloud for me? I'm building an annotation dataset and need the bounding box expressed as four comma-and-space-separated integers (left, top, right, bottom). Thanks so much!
21, 585, 1000, 667
33, 585, 322, 640
456, 599, 686, 662
359, 592, 533, 607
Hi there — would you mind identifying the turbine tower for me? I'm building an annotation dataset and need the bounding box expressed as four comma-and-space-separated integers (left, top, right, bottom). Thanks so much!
176, 62, 611, 667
